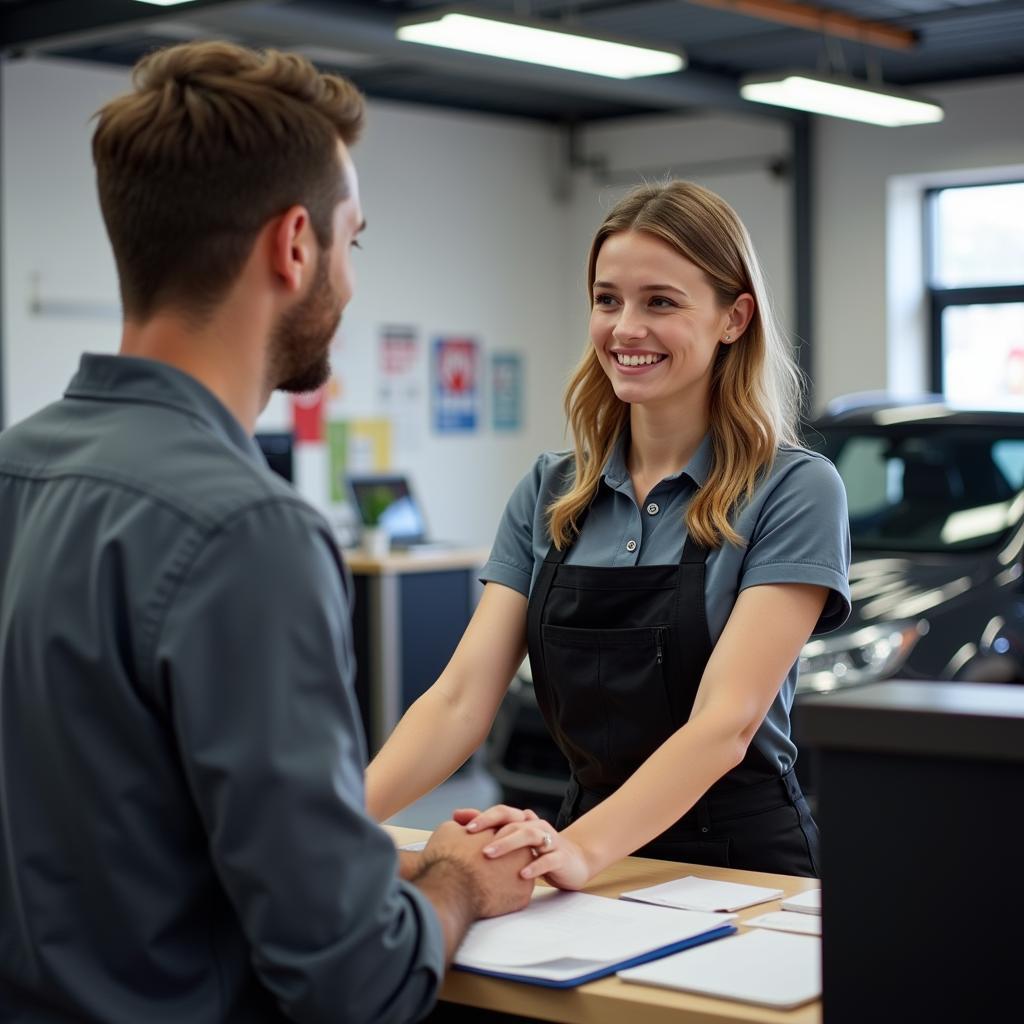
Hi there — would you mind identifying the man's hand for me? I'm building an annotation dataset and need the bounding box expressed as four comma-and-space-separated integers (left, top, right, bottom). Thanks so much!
411, 821, 535, 963
422, 820, 534, 917
454, 805, 592, 891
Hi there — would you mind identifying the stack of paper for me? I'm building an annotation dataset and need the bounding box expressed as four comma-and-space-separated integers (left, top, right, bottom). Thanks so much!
744, 910, 822, 936
619, 929, 821, 1009
620, 876, 783, 913
453, 888, 735, 988
781, 888, 822, 915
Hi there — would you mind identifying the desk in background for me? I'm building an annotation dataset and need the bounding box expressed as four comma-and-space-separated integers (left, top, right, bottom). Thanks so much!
388, 825, 820, 1024
346, 548, 489, 752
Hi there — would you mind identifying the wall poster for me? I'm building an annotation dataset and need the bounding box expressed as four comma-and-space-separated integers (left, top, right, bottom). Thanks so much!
377, 324, 424, 452
432, 336, 480, 433
491, 352, 523, 432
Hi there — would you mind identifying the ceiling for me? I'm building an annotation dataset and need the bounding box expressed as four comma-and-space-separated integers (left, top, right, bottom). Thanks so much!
2, 0, 1023, 122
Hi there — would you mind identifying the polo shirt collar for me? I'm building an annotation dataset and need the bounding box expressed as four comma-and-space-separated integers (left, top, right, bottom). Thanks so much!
65, 353, 262, 462
601, 428, 714, 490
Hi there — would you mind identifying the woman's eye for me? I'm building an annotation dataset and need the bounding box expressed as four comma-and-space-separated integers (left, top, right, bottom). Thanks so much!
650, 296, 676, 308
593, 293, 617, 306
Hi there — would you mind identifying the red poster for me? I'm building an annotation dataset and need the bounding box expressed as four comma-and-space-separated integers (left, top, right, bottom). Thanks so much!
291, 388, 325, 443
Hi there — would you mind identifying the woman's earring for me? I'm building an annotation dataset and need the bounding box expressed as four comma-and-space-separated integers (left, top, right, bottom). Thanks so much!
723, 333, 732, 342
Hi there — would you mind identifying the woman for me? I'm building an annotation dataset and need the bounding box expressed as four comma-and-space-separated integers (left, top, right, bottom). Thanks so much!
366, 180, 850, 888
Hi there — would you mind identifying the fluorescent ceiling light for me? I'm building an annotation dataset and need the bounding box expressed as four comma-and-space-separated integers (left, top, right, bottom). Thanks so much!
741, 71, 943, 127
397, 9, 685, 80
133, 1, 199, 7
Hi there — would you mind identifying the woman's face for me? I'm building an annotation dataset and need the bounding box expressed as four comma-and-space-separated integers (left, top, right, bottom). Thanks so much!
589, 229, 747, 417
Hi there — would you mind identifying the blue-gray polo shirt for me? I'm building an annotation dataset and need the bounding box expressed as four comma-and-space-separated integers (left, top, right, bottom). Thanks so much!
481, 431, 852, 779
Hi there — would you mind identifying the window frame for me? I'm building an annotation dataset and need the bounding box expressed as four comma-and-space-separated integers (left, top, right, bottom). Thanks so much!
925, 180, 1024, 394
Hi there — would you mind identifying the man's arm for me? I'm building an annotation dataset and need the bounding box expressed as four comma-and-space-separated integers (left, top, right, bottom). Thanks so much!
153, 500, 460, 1024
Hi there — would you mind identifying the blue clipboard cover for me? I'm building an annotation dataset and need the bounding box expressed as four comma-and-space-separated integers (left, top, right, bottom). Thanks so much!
452, 889, 737, 988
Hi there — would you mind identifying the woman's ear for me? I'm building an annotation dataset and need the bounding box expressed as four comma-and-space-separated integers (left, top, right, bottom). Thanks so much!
722, 293, 755, 344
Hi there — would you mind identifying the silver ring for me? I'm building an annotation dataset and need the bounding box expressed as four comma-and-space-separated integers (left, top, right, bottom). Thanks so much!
540, 832, 553, 851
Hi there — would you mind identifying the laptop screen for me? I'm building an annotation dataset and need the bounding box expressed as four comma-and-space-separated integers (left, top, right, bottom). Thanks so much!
347, 474, 428, 545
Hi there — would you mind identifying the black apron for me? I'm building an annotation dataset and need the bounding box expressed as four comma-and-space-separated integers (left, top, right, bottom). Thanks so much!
526, 525, 821, 877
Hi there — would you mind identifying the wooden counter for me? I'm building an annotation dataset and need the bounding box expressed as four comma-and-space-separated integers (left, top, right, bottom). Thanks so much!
389, 826, 821, 1024
343, 546, 491, 576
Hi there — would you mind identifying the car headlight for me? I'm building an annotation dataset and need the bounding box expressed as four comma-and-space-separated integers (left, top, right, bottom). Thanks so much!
798, 620, 928, 693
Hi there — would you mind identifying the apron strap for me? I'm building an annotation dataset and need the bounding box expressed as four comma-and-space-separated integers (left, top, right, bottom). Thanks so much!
672, 531, 712, 719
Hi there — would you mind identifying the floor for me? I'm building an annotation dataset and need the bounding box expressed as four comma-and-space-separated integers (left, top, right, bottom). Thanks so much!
385, 759, 502, 831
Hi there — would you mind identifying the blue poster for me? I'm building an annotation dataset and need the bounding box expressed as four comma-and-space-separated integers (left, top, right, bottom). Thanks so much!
432, 336, 480, 433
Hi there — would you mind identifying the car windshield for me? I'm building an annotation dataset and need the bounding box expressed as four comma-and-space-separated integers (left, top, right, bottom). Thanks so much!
807, 423, 1024, 553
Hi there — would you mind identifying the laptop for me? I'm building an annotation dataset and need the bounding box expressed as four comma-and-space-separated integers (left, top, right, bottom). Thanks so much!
346, 473, 452, 552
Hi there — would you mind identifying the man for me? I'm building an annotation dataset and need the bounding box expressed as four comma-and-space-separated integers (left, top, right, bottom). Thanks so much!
0, 41, 532, 1024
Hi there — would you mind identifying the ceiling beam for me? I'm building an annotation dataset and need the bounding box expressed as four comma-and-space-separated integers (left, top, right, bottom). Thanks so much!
179, 1, 795, 119
0, 0, 260, 52
683, 0, 918, 52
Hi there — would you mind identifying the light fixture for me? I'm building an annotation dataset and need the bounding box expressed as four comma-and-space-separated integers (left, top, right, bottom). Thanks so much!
132, 1, 199, 7
740, 70, 943, 127
396, 7, 685, 80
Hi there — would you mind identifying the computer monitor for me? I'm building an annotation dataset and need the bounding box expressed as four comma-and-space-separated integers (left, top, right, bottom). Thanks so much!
255, 432, 294, 483
346, 473, 429, 546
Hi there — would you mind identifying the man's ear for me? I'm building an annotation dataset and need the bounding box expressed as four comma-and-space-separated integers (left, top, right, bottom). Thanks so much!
271, 205, 313, 293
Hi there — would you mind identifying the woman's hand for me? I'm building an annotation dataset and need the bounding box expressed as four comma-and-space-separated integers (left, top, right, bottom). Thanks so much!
452, 805, 592, 891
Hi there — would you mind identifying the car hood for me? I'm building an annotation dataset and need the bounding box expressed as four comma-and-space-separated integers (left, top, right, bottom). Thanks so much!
843, 551, 996, 629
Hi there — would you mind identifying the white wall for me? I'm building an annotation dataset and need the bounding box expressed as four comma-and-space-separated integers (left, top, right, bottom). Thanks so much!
814, 72, 1024, 411
9, 54, 1022, 530
1, 57, 575, 546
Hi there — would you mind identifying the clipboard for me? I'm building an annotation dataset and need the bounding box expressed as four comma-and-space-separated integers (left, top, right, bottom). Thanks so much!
453, 889, 736, 988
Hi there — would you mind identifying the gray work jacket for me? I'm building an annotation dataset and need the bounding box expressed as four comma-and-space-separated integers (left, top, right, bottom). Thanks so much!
0, 354, 443, 1024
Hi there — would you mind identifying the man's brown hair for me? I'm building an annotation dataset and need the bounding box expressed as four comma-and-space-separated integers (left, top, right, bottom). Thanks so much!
93, 41, 365, 321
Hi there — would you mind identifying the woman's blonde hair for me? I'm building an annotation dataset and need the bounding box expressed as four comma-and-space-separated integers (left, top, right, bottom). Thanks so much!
548, 180, 803, 550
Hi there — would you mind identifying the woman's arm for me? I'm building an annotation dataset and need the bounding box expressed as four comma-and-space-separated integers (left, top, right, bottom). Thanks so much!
467, 581, 827, 888
364, 582, 528, 822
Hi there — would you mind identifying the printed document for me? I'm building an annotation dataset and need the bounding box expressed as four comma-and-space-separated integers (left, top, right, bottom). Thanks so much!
619, 928, 821, 1009
620, 875, 783, 913
454, 888, 734, 986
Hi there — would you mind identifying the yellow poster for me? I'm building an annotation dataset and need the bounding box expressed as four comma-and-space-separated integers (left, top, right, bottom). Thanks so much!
328, 417, 392, 503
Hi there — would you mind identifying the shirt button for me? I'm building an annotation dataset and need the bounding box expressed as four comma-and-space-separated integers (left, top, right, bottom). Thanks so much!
625, 539, 638, 553
646, 502, 660, 515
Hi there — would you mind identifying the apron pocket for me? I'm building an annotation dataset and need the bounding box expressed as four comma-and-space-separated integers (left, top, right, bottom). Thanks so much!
541, 623, 675, 789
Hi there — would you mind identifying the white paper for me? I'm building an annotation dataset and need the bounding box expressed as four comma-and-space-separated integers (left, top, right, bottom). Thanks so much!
620, 875, 783, 913
398, 841, 427, 851
454, 888, 733, 980
619, 929, 821, 1009
781, 888, 822, 915
744, 910, 822, 936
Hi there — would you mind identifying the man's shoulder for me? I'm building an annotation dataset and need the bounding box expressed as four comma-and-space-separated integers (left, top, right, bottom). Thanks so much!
0, 398, 311, 532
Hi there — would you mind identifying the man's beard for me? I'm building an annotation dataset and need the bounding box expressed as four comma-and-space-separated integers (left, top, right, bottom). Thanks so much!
269, 254, 343, 394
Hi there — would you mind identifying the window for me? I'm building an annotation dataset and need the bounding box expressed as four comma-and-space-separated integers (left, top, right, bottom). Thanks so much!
813, 425, 1024, 553
927, 181, 1024, 406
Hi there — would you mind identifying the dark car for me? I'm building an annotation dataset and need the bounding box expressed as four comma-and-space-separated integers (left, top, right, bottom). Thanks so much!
487, 397, 1024, 810
797, 396, 1024, 692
